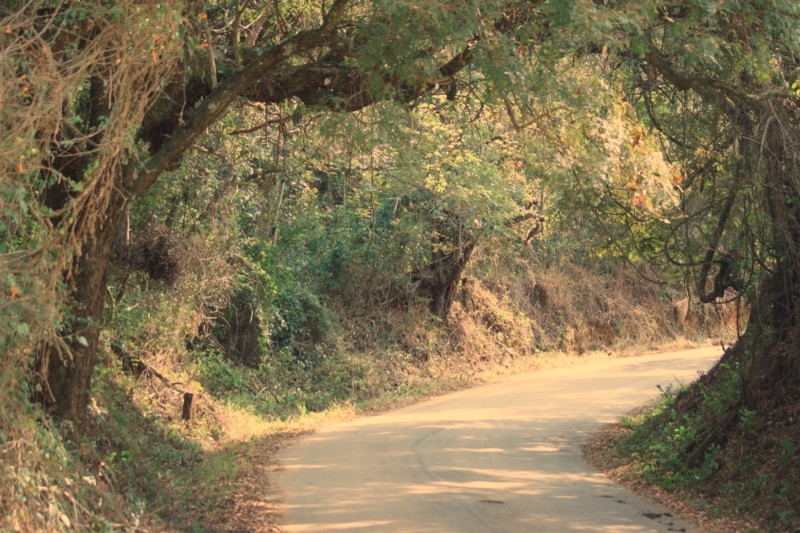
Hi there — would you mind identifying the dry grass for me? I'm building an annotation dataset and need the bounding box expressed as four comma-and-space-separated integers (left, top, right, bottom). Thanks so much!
1, 191, 742, 532
326, 254, 739, 423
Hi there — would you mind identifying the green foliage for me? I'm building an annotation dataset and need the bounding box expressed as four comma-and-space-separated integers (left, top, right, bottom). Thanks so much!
196, 346, 260, 405
194, 339, 366, 417
3, 0, 800, 529
619, 364, 745, 490
738, 406, 757, 434
614, 360, 800, 529
619, 384, 701, 489
778, 437, 798, 469
353, 1, 505, 93
87, 365, 224, 530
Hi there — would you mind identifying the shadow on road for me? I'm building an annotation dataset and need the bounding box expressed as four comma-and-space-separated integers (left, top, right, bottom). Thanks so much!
276, 349, 718, 532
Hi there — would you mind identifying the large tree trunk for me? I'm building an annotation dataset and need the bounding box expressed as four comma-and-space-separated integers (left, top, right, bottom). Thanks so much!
680, 260, 799, 466
414, 212, 477, 320
426, 242, 476, 319
737, 99, 800, 407
31, 22, 324, 419
678, 98, 800, 461
39, 191, 127, 420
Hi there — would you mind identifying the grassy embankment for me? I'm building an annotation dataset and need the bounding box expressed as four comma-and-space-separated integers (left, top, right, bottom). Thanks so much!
587, 352, 800, 532
3, 256, 737, 531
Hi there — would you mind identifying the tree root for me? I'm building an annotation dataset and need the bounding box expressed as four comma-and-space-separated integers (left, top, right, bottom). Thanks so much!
684, 404, 740, 467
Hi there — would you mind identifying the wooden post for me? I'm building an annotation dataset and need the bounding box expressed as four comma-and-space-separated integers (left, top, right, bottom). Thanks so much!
182, 392, 194, 420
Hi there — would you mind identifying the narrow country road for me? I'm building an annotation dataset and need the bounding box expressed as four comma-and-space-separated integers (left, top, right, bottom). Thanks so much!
275, 347, 721, 532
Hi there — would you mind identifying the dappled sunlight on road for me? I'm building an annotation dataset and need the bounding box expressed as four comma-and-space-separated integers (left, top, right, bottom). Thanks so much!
276, 347, 721, 532
441, 447, 509, 454
289, 520, 395, 531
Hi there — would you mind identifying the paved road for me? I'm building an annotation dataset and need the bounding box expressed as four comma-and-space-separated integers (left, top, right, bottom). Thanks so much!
275, 347, 721, 532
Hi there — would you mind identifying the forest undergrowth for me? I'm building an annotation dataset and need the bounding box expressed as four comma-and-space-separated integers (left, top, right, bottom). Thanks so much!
5, 2, 798, 530
3, 237, 738, 531
586, 355, 800, 531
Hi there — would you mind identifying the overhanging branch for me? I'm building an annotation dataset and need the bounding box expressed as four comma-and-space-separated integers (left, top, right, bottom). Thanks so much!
128, 3, 351, 197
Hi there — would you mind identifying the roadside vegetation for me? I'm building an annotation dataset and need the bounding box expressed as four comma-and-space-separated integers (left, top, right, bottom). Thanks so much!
1, 0, 798, 531
588, 363, 800, 531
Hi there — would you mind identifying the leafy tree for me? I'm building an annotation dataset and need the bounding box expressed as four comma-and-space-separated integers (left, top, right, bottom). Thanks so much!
1, 0, 798, 472
2, 0, 536, 419
553, 0, 800, 457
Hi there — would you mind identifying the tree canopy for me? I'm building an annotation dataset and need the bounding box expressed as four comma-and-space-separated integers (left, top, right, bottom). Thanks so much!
1, 0, 799, 526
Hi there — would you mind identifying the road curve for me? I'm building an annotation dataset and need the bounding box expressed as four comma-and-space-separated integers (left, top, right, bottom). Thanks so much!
275, 347, 721, 532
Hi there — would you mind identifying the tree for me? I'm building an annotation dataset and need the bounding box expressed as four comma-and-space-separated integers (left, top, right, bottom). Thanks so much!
558, 0, 800, 456
2, 0, 535, 420
3, 0, 799, 433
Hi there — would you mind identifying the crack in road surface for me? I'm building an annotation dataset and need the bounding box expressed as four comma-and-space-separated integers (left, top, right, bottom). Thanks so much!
275, 347, 721, 532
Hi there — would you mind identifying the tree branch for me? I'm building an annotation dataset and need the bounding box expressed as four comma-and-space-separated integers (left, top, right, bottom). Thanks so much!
645, 45, 745, 102
129, 21, 344, 197
131, 0, 533, 198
